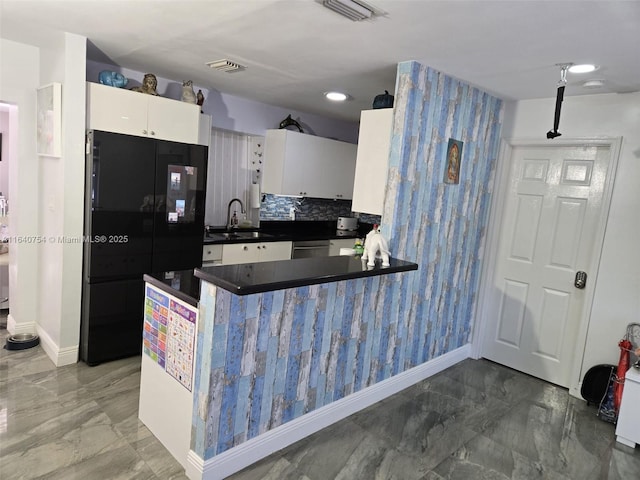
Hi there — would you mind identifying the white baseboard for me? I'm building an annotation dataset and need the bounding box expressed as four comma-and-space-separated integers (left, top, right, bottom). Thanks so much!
56, 345, 79, 366
569, 384, 583, 400
186, 344, 471, 480
6, 314, 35, 335
6, 315, 78, 367
35, 325, 78, 366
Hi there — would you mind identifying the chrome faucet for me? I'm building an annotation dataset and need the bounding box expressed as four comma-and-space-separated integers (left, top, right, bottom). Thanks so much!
226, 198, 245, 230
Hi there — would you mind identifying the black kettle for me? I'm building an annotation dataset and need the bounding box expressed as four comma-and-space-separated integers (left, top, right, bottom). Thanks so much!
372, 90, 394, 109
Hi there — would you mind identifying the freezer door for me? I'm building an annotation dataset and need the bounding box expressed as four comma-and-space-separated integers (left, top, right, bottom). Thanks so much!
80, 278, 144, 365
152, 141, 208, 272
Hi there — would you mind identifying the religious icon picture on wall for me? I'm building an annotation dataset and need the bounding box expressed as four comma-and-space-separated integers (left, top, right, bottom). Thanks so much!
444, 138, 463, 184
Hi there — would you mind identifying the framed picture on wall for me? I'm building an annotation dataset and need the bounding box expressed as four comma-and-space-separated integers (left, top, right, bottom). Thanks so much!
444, 138, 462, 184
36, 82, 62, 157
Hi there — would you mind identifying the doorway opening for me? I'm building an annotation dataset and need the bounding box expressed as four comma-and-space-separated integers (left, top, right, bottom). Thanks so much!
0, 101, 17, 330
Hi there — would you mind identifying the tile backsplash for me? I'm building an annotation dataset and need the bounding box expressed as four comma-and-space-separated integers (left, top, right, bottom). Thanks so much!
259, 194, 380, 224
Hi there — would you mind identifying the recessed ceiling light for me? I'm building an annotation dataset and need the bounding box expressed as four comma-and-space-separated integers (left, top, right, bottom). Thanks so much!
568, 64, 598, 74
325, 91, 348, 101
583, 79, 605, 89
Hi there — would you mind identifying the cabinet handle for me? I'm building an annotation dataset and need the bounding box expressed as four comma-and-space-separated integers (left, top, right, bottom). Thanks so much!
142, 130, 148, 135
150, 131, 155, 136
243, 246, 248, 251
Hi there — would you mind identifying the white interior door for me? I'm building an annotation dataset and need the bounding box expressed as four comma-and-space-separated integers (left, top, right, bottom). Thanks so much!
481, 144, 612, 387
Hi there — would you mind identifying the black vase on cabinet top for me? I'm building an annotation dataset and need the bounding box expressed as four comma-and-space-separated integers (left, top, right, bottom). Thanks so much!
372, 90, 394, 109
81, 130, 207, 365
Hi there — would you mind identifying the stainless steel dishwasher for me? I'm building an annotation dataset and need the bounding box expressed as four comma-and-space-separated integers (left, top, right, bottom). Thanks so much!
291, 240, 330, 259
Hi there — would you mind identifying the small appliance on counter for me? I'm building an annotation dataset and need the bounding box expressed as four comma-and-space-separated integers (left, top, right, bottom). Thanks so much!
336, 216, 358, 237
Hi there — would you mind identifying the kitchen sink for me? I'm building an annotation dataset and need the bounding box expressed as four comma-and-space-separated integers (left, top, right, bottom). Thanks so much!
209, 231, 274, 241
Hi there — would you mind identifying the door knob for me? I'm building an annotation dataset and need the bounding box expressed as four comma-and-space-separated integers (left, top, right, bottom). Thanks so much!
575, 271, 587, 289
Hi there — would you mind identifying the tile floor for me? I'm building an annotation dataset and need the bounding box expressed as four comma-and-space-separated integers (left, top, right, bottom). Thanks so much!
1, 319, 639, 479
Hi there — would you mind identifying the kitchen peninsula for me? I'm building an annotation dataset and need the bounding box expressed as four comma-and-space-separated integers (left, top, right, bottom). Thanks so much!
139, 255, 417, 480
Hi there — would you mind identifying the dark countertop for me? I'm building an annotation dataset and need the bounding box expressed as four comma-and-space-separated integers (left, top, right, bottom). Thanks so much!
194, 256, 418, 296
143, 270, 200, 306
203, 220, 373, 245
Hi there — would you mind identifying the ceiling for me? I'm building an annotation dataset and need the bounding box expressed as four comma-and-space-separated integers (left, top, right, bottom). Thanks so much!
2, 0, 639, 122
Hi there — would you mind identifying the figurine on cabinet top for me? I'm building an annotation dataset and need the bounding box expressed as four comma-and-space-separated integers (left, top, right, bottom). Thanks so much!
130, 73, 159, 95
181, 80, 197, 104
98, 70, 128, 88
278, 114, 304, 133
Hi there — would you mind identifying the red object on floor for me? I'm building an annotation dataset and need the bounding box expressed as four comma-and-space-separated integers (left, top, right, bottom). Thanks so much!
614, 339, 632, 413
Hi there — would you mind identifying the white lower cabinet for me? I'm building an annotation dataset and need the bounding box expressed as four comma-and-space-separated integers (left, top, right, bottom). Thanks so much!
202, 244, 223, 266
329, 238, 357, 256
615, 367, 640, 447
221, 241, 292, 265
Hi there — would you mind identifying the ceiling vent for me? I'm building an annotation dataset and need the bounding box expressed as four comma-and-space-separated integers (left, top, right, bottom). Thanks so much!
206, 59, 246, 73
322, 0, 377, 21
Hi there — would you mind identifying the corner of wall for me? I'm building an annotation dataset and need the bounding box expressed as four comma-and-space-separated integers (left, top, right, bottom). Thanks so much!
36, 323, 79, 366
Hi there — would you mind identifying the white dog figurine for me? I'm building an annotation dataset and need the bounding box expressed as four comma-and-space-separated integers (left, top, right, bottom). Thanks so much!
362, 225, 390, 267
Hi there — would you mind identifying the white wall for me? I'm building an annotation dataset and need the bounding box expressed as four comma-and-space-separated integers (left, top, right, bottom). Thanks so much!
36, 32, 86, 364
1, 33, 86, 365
204, 91, 359, 143
502, 92, 640, 382
58, 34, 86, 353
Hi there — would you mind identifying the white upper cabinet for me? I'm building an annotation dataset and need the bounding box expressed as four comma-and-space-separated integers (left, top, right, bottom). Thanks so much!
86, 82, 200, 144
262, 129, 356, 199
351, 109, 393, 216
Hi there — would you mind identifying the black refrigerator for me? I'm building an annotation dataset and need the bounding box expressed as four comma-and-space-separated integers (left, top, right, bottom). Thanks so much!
81, 130, 207, 365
